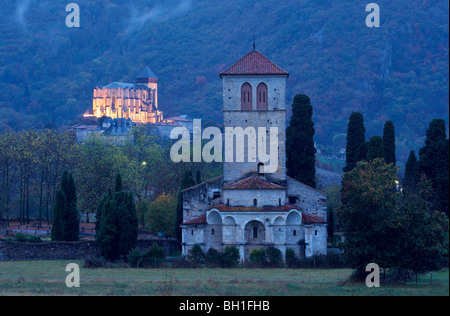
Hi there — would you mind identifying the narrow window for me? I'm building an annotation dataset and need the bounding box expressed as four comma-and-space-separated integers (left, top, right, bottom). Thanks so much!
241, 83, 252, 110
211, 229, 215, 235
279, 198, 282, 206
257, 82, 268, 110
257, 162, 264, 175
191, 230, 194, 236
253, 199, 258, 207
293, 230, 297, 237
315, 230, 318, 236
252, 226, 258, 239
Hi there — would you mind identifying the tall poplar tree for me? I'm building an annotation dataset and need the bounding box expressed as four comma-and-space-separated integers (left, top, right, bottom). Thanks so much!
418, 119, 449, 215
366, 136, 384, 162
383, 121, 396, 165
96, 172, 138, 260
51, 171, 79, 241
344, 112, 366, 172
286, 94, 317, 188
403, 150, 419, 194
175, 170, 196, 248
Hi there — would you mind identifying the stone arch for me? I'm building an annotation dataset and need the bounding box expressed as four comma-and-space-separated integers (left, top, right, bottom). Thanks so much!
241, 82, 252, 110
286, 211, 302, 255
244, 220, 265, 244
257, 82, 268, 110
207, 211, 223, 248
286, 211, 301, 225
207, 210, 222, 225
274, 216, 285, 244
223, 216, 236, 243
274, 216, 285, 226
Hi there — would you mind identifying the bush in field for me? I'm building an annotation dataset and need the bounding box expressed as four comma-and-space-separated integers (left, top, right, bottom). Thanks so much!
221, 246, 240, 268
205, 248, 222, 267
285, 248, 299, 268
14, 233, 28, 242
249, 248, 267, 267
127, 247, 147, 268
188, 244, 206, 264
145, 243, 166, 267
127, 243, 166, 268
265, 247, 283, 267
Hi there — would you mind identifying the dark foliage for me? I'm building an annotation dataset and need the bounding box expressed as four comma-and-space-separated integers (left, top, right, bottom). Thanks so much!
418, 119, 449, 215
383, 121, 396, 165
286, 94, 316, 188
0, 0, 446, 166
51, 171, 79, 241
344, 112, 366, 172
366, 135, 384, 162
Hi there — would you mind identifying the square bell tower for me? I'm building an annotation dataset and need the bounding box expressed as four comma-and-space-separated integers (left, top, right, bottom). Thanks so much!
219, 50, 289, 185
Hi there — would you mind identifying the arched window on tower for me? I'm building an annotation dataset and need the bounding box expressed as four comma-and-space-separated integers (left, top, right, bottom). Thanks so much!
241, 83, 252, 110
257, 82, 268, 110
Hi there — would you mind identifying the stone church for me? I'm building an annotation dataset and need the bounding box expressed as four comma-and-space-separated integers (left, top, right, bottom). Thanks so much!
181, 49, 328, 261
87, 66, 163, 124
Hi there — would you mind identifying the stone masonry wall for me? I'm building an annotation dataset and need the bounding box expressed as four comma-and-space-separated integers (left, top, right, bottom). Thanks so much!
0, 239, 179, 261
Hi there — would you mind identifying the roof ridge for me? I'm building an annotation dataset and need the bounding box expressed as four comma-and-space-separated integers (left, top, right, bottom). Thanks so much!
220, 50, 289, 78
181, 175, 224, 193
222, 175, 286, 190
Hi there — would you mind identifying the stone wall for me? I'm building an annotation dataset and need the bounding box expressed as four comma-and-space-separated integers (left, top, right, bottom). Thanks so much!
0, 239, 179, 261
0, 240, 99, 261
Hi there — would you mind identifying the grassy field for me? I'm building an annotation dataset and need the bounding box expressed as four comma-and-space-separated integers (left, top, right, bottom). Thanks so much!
0, 260, 448, 296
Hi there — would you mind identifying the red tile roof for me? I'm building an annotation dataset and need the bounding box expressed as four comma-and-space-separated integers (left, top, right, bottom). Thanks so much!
220, 50, 289, 78
209, 204, 299, 212
222, 176, 286, 190
302, 213, 326, 224
182, 215, 207, 225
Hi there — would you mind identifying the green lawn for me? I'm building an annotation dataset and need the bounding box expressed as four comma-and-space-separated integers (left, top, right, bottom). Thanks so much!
0, 260, 447, 296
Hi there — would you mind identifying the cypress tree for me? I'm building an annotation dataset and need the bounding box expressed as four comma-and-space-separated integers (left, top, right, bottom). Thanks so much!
383, 121, 396, 165
366, 136, 384, 162
418, 119, 449, 215
327, 207, 334, 239
403, 150, 419, 194
344, 112, 366, 172
51, 189, 66, 241
286, 94, 317, 188
175, 170, 196, 248
96, 173, 138, 260
116, 191, 138, 257
63, 173, 79, 241
97, 199, 120, 260
51, 171, 79, 241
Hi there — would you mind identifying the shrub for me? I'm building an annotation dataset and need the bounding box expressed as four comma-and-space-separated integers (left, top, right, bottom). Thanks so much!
27, 235, 42, 243
296, 254, 347, 269
285, 248, 298, 268
205, 248, 222, 267
145, 243, 166, 267
127, 247, 147, 268
188, 244, 205, 264
221, 246, 240, 268
249, 248, 267, 267
14, 233, 28, 242
265, 247, 283, 267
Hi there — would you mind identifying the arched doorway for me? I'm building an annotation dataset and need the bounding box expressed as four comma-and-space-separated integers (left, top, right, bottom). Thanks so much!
244, 220, 266, 259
